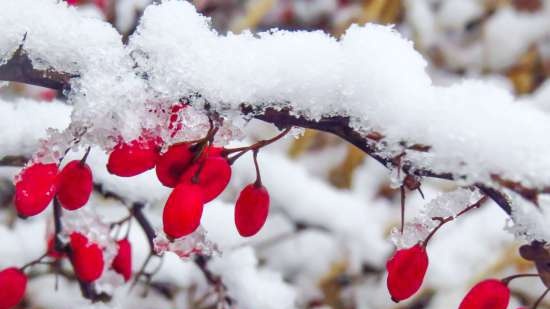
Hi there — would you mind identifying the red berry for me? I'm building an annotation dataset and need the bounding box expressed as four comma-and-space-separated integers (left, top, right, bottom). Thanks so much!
70, 232, 104, 283
57, 161, 93, 210
46, 235, 64, 260
458, 279, 510, 309
155, 143, 194, 188
112, 239, 132, 282
0, 267, 27, 309
386, 244, 429, 302
14, 163, 58, 217
180, 156, 231, 203
235, 184, 270, 237
163, 183, 204, 238
206, 146, 224, 158
107, 138, 159, 177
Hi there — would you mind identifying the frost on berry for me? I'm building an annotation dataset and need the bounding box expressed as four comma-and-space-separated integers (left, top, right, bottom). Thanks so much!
70, 232, 105, 283
0, 267, 27, 309
458, 279, 510, 309
57, 160, 93, 210
180, 156, 232, 203
14, 162, 58, 217
386, 244, 429, 302
107, 137, 160, 177
163, 183, 205, 238
235, 184, 270, 237
154, 227, 220, 260
112, 238, 132, 282
155, 143, 194, 188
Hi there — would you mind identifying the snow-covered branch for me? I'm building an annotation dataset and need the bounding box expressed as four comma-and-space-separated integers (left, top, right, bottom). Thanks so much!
4, 0, 547, 219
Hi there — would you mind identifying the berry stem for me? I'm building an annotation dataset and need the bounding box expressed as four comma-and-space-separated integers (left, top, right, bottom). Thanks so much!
501, 273, 540, 285
532, 288, 550, 309
400, 185, 405, 233
191, 121, 220, 183
79, 146, 91, 166
423, 195, 487, 247
53, 198, 64, 253
20, 252, 48, 271
253, 149, 262, 187
226, 126, 291, 154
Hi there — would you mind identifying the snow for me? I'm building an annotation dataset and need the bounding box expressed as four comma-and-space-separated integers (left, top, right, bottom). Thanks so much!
1, 0, 550, 308
209, 247, 297, 309
0, 99, 71, 159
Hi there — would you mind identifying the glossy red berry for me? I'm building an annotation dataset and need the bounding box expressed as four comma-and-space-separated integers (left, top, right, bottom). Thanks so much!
156, 143, 194, 188
57, 160, 93, 210
0, 267, 27, 309
14, 163, 58, 217
112, 238, 132, 282
235, 184, 270, 237
458, 279, 510, 309
107, 139, 159, 177
386, 244, 429, 302
181, 156, 231, 203
163, 183, 204, 239
70, 232, 104, 283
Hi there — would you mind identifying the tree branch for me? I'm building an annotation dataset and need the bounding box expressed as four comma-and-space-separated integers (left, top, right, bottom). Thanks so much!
0, 49, 523, 217
0, 46, 75, 91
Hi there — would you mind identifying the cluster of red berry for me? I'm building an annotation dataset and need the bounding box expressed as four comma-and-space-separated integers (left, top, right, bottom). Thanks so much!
67, 232, 131, 283
0, 234, 131, 309
4, 106, 279, 307
106, 130, 271, 239
14, 159, 92, 217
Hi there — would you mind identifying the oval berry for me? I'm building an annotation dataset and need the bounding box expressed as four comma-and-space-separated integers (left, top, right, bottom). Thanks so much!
0, 267, 27, 309
57, 160, 93, 210
112, 238, 132, 282
458, 279, 510, 309
386, 244, 429, 302
155, 143, 193, 188
107, 139, 159, 177
235, 184, 270, 237
163, 183, 204, 238
70, 232, 104, 283
14, 163, 58, 217
181, 156, 231, 203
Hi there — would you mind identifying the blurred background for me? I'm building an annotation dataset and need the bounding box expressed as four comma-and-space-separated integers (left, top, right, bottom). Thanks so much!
1, 0, 550, 308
